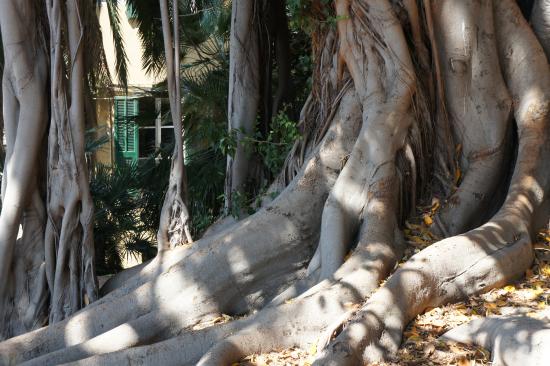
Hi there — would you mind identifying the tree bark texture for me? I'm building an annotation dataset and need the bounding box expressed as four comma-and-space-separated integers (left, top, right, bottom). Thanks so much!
224, 0, 261, 213
0, 0, 49, 339
157, 0, 193, 251
0, 0, 549, 365
0, 0, 99, 338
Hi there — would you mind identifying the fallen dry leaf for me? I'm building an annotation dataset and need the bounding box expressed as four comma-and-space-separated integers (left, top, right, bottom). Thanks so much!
233, 228, 550, 366
423, 214, 433, 226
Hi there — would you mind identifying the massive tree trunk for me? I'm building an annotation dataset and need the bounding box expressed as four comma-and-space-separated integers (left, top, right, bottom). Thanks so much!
0, 0, 549, 365
0, 0, 49, 339
44, 0, 98, 324
0, 0, 99, 339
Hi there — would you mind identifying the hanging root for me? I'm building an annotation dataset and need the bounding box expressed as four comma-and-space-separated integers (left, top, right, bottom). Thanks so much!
157, 175, 193, 250
2, 1, 548, 365
313, 0, 549, 364
157, 0, 193, 251
1, 189, 48, 340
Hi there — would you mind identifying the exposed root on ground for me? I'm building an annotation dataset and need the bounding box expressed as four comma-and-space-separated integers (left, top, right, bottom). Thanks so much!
0, 0, 549, 365
230, 244, 550, 366
0, 74, 362, 365
313, 1, 549, 363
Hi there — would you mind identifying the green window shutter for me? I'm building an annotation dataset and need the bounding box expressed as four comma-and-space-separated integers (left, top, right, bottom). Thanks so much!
114, 97, 139, 164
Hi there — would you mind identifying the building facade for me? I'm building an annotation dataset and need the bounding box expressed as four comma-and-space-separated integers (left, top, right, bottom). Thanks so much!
96, 0, 172, 166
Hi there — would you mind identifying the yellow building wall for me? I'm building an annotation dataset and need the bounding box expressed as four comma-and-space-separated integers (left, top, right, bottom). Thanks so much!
94, 98, 114, 166
95, 0, 164, 166
94, 0, 206, 167
98, 1, 163, 87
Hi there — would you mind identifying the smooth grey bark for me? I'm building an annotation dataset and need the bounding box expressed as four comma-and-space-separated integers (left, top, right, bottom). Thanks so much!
432, 0, 512, 237
441, 315, 550, 366
313, 0, 550, 363
57, 321, 242, 366
0, 0, 49, 339
1, 0, 549, 364
196, 0, 419, 363
0, 0, 99, 339
224, 0, 261, 214
308, 0, 417, 284
99, 260, 149, 296
44, 0, 98, 324
0, 80, 362, 364
157, 0, 193, 251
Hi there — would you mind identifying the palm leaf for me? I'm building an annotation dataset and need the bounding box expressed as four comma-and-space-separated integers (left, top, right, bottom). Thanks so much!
105, 0, 129, 88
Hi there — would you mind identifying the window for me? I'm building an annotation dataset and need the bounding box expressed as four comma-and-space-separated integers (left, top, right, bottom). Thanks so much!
114, 97, 139, 164
113, 96, 176, 164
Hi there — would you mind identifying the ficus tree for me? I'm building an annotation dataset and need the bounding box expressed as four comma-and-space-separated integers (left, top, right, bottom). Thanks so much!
0, 0, 50, 338
0, 0, 110, 338
0, 0, 550, 365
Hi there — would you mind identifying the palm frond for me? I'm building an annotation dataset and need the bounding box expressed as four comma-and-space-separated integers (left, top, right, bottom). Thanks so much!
125, 0, 166, 76
85, 127, 110, 154
182, 63, 227, 105
105, 0, 129, 88
85, 0, 113, 95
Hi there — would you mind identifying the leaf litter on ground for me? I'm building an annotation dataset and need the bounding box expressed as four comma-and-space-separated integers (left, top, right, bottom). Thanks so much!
232, 213, 550, 365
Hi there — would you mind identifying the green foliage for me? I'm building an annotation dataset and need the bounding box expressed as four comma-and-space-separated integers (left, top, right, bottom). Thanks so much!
123, 0, 165, 76
90, 151, 169, 274
124, 0, 231, 77
218, 128, 238, 157
105, 0, 129, 87
179, 0, 231, 148
287, 33, 313, 116
224, 190, 255, 219
186, 146, 226, 234
87, 0, 312, 273
287, 0, 337, 33
89, 132, 225, 274
216, 111, 301, 219
252, 111, 302, 174
222, 110, 301, 175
